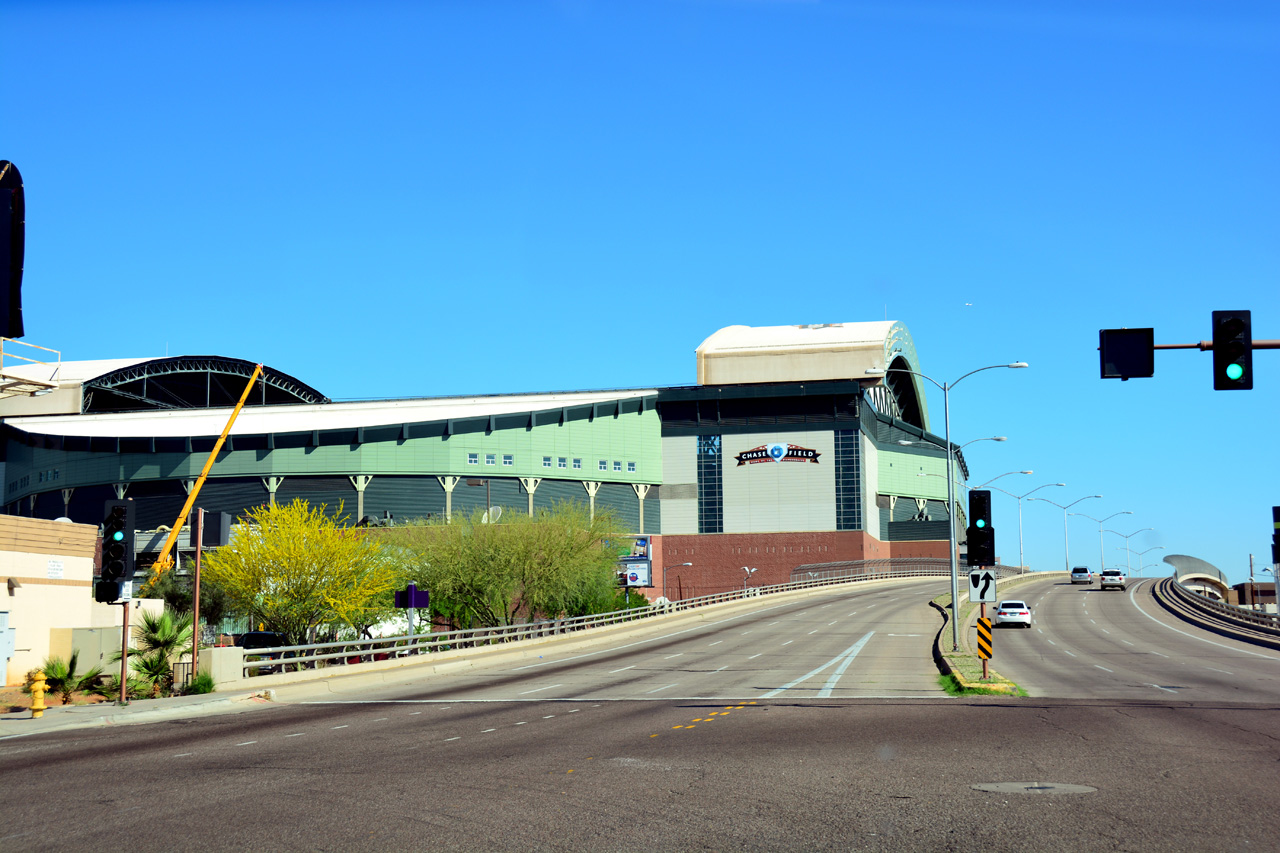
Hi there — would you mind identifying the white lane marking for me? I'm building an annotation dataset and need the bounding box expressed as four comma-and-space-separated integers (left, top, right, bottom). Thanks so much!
1036, 628, 1043, 633
781, 640, 793, 646
742, 631, 752, 635
1094, 665, 1113, 672
410, 711, 422, 715
568, 709, 579, 713
1205, 667, 1233, 675
1063, 650, 1076, 657
848, 612, 857, 617
645, 684, 677, 694
769, 621, 781, 626
819, 604, 832, 609
713, 665, 730, 673
1128, 579, 1280, 660
1150, 652, 1168, 658
808, 630, 819, 635
886, 634, 922, 637
866, 605, 877, 609
518, 684, 563, 695
664, 654, 684, 659
1090, 620, 1096, 625
817, 632, 876, 698
373, 718, 387, 722
445, 737, 461, 741
1149, 684, 1177, 693
285, 733, 304, 738
611, 666, 635, 673
482, 728, 497, 733
1101, 629, 1110, 634
331, 726, 348, 730
828, 621, 838, 626
748, 654, 762, 660
1047, 639, 1057, 646
761, 632, 875, 699
175, 752, 193, 757
237, 741, 258, 745
515, 722, 528, 726
708, 641, 723, 647
543, 715, 555, 718
1121, 640, 1135, 646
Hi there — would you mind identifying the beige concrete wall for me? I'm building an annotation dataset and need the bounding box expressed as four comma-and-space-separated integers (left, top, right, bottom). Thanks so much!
0, 516, 161, 684
722, 432, 835, 533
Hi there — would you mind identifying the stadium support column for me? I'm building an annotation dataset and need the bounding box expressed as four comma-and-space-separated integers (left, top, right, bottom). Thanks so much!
437, 476, 459, 522
632, 484, 650, 533
520, 477, 541, 516
262, 476, 284, 506
582, 481, 602, 521
349, 475, 373, 521
61, 488, 73, 516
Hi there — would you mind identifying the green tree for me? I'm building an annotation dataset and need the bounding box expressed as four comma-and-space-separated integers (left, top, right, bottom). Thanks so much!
111, 609, 194, 698
143, 557, 237, 629
396, 501, 622, 628
202, 499, 403, 644
40, 650, 104, 705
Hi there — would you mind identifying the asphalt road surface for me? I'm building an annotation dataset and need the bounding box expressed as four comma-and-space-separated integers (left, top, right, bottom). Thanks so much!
3, 576, 1278, 853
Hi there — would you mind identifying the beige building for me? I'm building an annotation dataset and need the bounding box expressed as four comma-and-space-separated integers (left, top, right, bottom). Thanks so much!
0, 515, 159, 685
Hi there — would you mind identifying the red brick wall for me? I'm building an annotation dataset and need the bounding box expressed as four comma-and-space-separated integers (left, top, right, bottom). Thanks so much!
642, 531, 951, 601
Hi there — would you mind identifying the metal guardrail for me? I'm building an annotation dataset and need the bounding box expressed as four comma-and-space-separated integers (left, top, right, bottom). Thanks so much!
1161, 577, 1280, 636
237, 564, 966, 676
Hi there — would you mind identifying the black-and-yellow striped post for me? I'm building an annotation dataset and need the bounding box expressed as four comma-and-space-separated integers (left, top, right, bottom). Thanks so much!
977, 617, 993, 680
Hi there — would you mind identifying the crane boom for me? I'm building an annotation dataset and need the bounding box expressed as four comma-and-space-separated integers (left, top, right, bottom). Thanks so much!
140, 363, 263, 591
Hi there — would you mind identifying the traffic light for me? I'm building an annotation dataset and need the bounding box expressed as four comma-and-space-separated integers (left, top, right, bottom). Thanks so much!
1212, 310, 1252, 390
98, 499, 135, 594
967, 489, 995, 567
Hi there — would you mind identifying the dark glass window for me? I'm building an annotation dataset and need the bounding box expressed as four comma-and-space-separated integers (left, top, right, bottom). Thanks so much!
835, 429, 861, 531
697, 434, 723, 534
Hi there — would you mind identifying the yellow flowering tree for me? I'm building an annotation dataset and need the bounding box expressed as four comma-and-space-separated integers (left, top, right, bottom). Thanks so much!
202, 499, 403, 644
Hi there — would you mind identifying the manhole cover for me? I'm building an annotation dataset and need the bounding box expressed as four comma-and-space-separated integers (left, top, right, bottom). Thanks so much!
971, 782, 1097, 795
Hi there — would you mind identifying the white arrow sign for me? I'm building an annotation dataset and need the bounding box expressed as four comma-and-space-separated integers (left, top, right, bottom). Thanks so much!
968, 570, 996, 603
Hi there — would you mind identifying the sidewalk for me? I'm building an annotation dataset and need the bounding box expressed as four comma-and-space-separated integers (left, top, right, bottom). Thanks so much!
0, 689, 272, 740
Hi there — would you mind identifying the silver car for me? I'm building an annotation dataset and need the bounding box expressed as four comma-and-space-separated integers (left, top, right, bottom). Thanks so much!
1099, 569, 1127, 591
1070, 567, 1093, 584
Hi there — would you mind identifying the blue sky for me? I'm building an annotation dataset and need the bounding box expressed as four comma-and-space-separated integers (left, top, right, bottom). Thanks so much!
7, 0, 1278, 584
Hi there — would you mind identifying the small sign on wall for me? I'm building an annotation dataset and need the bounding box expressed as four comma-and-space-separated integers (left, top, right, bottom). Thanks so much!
46, 559, 63, 579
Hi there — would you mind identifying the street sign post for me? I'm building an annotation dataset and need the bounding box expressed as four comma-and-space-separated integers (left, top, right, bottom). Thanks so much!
977, 617, 993, 661
968, 569, 996, 603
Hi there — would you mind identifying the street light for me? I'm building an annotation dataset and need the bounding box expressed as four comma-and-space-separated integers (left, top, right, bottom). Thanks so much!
990, 482, 1065, 572
742, 566, 757, 592
1129, 546, 1165, 576
866, 360, 1029, 651
1069, 511, 1133, 579
975, 470, 1033, 489
666, 562, 692, 602
1029, 494, 1102, 572
1105, 527, 1154, 575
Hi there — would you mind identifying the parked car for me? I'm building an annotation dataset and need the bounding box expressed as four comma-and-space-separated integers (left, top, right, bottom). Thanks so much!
237, 631, 289, 675
1070, 567, 1093, 585
994, 600, 1031, 628
1099, 569, 1127, 591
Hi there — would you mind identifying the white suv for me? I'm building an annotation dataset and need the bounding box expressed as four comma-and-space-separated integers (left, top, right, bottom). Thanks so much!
1070, 567, 1093, 585
1099, 569, 1127, 591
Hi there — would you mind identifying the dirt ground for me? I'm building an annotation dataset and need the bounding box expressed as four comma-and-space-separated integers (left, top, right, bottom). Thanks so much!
1, 683, 108, 713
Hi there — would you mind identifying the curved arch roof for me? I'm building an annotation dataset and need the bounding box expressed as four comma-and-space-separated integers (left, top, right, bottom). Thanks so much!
694, 321, 930, 431
1164, 554, 1230, 586
0, 355, 327, 418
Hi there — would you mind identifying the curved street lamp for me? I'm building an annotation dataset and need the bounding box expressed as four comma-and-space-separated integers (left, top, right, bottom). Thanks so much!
1029, 494, 1102, 572
1069, 510, 1133, 580
1129, 546, 1165, 576
1105, 527, 1155, 575
990, 482, 1066, 571
867, 361, 1029, 651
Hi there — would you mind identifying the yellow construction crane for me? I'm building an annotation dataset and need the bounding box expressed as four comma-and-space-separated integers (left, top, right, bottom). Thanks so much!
139, 363, 263, 592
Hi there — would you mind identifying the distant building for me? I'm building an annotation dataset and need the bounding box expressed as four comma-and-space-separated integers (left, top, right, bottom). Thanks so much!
1, 323, 974, 598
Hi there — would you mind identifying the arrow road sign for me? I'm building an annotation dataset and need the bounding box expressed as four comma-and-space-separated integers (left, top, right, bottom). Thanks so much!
968, 570, 996, 603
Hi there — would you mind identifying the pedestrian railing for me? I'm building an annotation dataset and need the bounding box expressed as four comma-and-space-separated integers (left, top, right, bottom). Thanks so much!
236, 563, 960, 677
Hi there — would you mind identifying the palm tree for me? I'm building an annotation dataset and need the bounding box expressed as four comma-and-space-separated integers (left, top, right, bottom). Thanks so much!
112, 609, 194, 698
41, 650, 104, 705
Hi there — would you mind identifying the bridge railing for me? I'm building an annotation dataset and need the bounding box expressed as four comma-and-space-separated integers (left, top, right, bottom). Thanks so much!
237, 562, 961, 677
1161, 577, 1280, 636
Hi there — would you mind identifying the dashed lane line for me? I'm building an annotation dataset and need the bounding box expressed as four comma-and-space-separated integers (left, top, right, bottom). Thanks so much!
610, 666, 635, 673
518, 684, 563, 695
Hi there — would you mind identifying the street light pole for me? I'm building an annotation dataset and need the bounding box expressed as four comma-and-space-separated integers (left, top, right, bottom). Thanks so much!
991, 482, 1065, 572
1069, 511, 1133, 580
1029, 495, 1102, 572
667, 562, 692, 602
1104, 527, 1154, 576
867, 361, 1029, 651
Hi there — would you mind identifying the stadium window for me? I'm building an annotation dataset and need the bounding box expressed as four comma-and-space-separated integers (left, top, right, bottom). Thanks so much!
613, 461, 622, 472
503, 454, 514, 466
485, 454, 496, 466
599, 460, 608, 471
543, 456, 552, 468
558, 457, 567, 469
627, 462, 636, 473
467, 453, 479, 465
573, 458, 582, 470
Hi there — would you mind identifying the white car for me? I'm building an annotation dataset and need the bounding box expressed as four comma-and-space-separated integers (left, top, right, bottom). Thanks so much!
994, 600, 1031, 628
1099, 569, 1127, 591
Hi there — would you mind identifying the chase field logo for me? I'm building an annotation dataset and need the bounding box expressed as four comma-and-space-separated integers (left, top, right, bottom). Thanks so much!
735, 442, 821, 466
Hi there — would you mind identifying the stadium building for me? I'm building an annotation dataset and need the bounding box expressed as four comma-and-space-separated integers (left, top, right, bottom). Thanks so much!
1, 322, 971, 598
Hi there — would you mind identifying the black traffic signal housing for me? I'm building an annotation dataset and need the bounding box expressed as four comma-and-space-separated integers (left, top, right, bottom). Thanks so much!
966, 489, 995, 567
1212, 310, 1253, 390
1099, 328, 1154, 380
96, 499, 135, 602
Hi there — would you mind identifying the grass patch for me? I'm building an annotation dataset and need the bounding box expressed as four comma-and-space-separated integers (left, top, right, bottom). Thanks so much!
937, 673, 1026, 697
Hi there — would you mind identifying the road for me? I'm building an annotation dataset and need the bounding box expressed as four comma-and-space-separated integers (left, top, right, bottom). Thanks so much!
989, 576, 1280, 701
3, 575, 1280, 852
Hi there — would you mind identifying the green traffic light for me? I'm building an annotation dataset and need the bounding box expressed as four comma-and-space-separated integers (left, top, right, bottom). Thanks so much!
975, 519, 986, 528
1226, 363, 1244, 381
111, 530, 124, 541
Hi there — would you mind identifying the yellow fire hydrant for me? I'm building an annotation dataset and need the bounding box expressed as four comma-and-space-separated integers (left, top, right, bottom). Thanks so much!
29, 670, 49, 719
